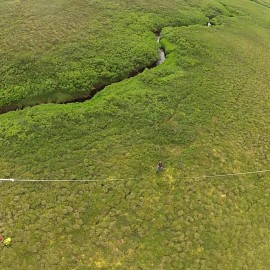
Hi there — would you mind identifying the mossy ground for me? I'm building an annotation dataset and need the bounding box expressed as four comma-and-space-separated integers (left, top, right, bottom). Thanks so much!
0, 0, 270, 269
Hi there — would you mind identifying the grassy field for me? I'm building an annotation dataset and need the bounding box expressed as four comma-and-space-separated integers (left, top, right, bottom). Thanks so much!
1, 0, 270, 269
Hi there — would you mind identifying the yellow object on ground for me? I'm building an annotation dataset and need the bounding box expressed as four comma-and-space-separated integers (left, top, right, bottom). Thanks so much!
3, 237, 11, 246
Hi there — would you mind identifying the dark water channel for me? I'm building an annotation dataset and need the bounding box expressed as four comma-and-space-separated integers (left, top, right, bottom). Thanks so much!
65, 32, 166, 104
1, 32, 166, 114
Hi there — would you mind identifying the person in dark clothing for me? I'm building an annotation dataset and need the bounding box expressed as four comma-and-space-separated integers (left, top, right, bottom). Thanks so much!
156, 161, 163, 173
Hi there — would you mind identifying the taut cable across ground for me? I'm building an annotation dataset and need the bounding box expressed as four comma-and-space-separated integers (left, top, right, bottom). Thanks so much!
0, 169, 270, 182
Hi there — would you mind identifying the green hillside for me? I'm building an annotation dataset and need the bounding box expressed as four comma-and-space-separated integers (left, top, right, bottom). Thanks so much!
0, 0, 270, 269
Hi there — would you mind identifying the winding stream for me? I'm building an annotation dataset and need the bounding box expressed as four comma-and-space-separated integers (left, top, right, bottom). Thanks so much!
65, 32, 166, 105
1, 32, 166, 114
65, 30, 166, 104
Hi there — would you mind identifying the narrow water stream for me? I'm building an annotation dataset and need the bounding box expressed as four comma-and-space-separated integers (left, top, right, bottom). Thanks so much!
64, 31, 166, 104
157, 33, 166, 65
65, 32, 166, 104
1, 32, 166, 114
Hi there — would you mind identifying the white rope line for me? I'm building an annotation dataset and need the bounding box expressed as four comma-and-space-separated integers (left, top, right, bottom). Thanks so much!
0, 169, 270, 182
184, 169, 270, 180
0, 177, 142, 182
